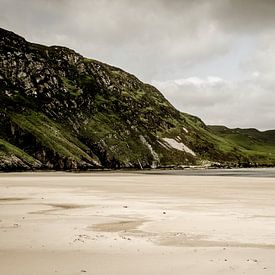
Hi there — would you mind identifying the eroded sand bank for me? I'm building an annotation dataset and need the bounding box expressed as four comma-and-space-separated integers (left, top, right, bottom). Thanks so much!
0, 172, 275, 274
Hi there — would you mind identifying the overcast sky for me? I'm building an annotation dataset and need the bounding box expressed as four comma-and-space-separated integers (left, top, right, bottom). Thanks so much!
1, 0, 275, 130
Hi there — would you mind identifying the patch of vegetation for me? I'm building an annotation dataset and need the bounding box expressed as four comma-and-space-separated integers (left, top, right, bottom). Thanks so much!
9, 111, 94, 162
61, 77, 83, 97
209, 126, 275, 165
0, 138, 38, 165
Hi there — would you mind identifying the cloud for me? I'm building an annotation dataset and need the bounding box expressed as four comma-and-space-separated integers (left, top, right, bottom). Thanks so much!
0, 0, 234, 80
153, 73, 275, 130
1, 0, 275, 80
210, 0, 275, 33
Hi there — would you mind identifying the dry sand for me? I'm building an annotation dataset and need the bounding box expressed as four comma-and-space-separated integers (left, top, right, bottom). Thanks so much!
0, 172, 275, 274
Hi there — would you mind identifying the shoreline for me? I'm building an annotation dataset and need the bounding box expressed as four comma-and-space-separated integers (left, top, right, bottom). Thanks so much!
1, 164, 275, 173
1, 166, 275, 178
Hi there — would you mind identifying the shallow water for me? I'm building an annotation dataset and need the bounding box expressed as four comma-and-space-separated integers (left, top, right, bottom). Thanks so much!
135, 168, 275, 178
1, 167, 275, 178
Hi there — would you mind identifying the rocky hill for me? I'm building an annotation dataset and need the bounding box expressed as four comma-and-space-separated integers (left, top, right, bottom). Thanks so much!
0, 28, 274, 171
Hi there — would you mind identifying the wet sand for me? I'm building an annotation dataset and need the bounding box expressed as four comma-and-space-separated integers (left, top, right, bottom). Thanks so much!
0, 172, 275, 274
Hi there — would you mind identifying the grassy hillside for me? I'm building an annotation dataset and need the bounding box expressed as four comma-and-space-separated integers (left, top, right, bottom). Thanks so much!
0, 138, 41, 171
209, 126, 275, 166
0, 27, 274, 171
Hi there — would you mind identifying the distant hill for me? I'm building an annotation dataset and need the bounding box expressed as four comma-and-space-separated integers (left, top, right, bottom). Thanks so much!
208, 125, 275, 166
0, 27, 274, 171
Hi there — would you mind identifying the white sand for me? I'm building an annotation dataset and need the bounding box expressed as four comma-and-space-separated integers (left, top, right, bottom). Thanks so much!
0, 172, 275, 274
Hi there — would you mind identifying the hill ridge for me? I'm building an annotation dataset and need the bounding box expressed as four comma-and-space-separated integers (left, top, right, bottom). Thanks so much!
1, 27, 274, 171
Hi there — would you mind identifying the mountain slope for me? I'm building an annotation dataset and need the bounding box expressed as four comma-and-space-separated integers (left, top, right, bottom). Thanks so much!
209, 126, 275, 166
0, 28, 274, 171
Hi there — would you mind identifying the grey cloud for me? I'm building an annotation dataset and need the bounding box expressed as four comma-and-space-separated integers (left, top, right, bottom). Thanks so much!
210, 0, 275, 33
0, 0, 235, 80
153, 75, 275, 130
2, 0, 275, 79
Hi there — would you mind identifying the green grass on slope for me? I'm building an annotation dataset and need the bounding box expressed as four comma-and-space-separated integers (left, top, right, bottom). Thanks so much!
180, 113, 239, 154
9, 111, 96, 163
0, 138, 39, 165
80, 112, 151, 165
161, 113, 259, 164
208, 126, 275, 164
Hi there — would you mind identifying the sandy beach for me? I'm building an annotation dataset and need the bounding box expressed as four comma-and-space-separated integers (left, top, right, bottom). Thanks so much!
0, 171, 275, 274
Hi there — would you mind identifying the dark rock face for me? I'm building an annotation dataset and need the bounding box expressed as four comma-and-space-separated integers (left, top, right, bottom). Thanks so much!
0, 28, 274, 171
